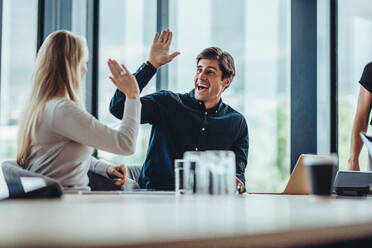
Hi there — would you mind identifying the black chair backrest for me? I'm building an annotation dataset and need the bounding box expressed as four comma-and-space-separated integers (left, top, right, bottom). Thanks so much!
0, 160, 63, 199
88, 165, 142, 191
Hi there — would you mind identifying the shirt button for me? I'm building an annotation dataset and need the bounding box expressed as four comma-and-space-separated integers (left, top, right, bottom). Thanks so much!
199, 102, 202, 105
215, 110, 217, 113
205, 112, 207, 115
195, 147, 198, 151
202, 127, 205, 131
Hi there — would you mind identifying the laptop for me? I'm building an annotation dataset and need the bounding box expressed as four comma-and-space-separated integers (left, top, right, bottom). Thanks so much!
281, 154, 311, 194
251, 154, 330, 195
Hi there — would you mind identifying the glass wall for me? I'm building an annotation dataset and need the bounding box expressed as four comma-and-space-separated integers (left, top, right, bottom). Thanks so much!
317, 0, 331, 155
1, 0, 349, 193
0, 0, 38, 161
169, 0, 291, 192
98, 0, 157, 165
72, 0, 88, 100
338, 0, 372, 170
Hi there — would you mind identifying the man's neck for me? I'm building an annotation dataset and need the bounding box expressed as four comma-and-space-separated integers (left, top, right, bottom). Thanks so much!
203, 98, 220, 110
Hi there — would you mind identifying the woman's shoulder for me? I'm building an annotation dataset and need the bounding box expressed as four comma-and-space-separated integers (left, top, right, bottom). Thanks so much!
363, 62, 372, 71
45, 97, 82, 116
46, 97, 78, 109
359, 62, 372, 93
361, 62, 372, 77
361, 62, 372, 78
43, 98, 89, 128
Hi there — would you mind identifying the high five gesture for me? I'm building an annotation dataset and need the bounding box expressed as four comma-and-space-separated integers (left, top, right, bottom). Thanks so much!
148, 29, 180, 69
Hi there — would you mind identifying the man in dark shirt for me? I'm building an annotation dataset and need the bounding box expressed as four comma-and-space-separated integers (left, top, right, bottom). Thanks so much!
348, 62, 372, 171
109, 29, 249, 191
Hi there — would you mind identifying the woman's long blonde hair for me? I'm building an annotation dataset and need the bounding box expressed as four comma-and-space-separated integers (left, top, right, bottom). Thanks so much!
16, 30, 88, 167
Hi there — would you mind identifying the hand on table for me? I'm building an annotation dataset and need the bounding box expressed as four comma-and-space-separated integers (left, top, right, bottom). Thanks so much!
347, 158, 360, 171
236, 177, 245, 194
107, 164, 128, 186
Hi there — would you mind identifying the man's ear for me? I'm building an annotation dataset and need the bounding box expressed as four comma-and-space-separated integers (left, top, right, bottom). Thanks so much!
223, 78, 232, 90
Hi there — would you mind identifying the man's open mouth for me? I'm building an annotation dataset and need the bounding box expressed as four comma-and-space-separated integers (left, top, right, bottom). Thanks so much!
198, 85, 208, 90
197, 83, 209, 92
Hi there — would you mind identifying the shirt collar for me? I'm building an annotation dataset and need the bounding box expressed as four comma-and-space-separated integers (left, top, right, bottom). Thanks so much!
188, 89, 224, 114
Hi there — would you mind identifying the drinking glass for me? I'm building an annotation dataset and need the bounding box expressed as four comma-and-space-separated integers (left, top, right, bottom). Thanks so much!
183, 151, 208, 194
203, 151, 236, 195
174, 159, 186, 195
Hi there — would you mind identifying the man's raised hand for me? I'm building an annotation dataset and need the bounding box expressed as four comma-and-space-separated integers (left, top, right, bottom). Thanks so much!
148, 29, 180, 69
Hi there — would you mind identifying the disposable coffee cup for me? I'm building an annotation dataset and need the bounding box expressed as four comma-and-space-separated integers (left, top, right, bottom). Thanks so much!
303, 155, 337, 196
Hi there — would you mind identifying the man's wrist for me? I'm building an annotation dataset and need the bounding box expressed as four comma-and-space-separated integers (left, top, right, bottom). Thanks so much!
126, 94, 140, 100
147, 59, 160, 70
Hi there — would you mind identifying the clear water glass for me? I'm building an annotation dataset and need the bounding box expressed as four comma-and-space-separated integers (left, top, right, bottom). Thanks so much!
182, 150, 236, 195
203, 151, 236, 195
174, 159, 186, 195
183, 151, 209, 194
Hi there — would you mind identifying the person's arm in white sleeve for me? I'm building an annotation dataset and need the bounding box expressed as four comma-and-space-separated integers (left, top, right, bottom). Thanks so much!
89, 157, 110, 178
51, 61, 141, 155
89, 157, 128, 186
51, 98, 140, 155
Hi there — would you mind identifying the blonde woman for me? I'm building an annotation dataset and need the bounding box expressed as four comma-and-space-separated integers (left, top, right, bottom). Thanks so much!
16, 30, 140, 190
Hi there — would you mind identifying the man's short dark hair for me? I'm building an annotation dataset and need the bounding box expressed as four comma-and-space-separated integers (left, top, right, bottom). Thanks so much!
196, 47, 235, 81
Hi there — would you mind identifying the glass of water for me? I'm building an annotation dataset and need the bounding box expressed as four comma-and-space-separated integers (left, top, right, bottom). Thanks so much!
203, 150, 236, 195
174, 159, 186, 195
183, 151, 208, 194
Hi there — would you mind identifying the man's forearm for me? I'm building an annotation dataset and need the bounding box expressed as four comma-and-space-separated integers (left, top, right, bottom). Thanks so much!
109, 90, 126, 119
135, 62, 157, 91
236, 172, 245, 185
235, 160, 246, 186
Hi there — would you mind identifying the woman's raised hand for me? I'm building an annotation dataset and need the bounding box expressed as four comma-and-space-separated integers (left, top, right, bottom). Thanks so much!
107, 59, 139, 99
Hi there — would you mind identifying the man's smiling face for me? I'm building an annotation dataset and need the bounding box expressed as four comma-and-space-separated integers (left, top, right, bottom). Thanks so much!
194, 58, 230, 109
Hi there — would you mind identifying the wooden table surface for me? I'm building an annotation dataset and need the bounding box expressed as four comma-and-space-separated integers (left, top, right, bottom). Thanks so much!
1, 193, 372, 247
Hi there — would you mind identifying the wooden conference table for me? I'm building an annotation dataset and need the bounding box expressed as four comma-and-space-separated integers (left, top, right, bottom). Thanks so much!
1, 192, 372, 247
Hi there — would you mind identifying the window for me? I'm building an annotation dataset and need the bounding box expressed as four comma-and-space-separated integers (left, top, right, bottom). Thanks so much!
72, 0, 88, 100
72, 0, 87, 37
0, 0, 38, 161
338, 0, 372, 170
169, 0, 291, 192
98, 0, 157, 165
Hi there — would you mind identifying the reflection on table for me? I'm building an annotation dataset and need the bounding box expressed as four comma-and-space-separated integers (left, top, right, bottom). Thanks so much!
1, 193, 372, 247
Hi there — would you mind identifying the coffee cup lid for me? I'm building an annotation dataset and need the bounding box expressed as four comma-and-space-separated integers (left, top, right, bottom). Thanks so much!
303, 155, 338, 166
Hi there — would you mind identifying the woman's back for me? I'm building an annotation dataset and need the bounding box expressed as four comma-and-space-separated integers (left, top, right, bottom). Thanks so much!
26, 98, 96, 189
25, 96, 141, 189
